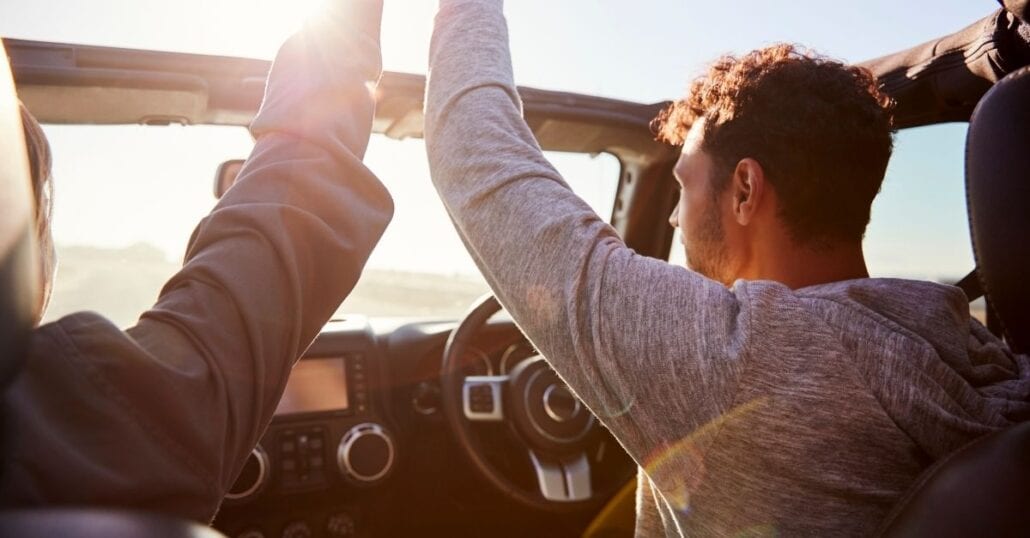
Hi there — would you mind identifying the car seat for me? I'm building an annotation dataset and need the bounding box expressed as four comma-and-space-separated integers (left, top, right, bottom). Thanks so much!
878, 65, 1030, 537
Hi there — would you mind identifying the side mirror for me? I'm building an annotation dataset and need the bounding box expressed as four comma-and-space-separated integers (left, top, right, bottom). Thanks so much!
214, 159, 246, 199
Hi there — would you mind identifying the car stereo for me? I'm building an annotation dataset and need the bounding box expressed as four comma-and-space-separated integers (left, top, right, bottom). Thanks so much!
225, 351, 390, 508
274, 354, 370, 417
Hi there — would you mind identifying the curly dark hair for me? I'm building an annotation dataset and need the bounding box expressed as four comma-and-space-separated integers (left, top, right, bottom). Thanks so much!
654, 44, 895, 247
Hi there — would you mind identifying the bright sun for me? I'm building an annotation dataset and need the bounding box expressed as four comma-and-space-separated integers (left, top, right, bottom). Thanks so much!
221, 0, 330, 59
252, 0, 326, 32
211, 0, 434, 72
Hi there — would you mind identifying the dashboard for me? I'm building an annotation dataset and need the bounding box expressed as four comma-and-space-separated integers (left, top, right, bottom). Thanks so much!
216, 317, 392, 538
211, 317, 609, 538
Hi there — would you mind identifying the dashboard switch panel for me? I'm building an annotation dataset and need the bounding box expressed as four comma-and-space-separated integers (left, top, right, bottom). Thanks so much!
278, 428, 328, 491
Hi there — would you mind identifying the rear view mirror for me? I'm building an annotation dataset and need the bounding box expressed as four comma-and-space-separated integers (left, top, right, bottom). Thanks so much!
214, 159, 246, 198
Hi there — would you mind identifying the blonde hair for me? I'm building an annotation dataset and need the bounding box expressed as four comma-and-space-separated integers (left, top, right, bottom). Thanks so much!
19, 102, 55, 320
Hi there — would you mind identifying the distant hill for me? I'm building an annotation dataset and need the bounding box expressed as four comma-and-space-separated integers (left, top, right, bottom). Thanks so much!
43, 243, 179, 328
42, 243, 490, 328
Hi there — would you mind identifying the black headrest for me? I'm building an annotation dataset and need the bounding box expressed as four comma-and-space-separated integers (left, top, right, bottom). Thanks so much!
966, 66, 1030, 354
0, 44, 41, 388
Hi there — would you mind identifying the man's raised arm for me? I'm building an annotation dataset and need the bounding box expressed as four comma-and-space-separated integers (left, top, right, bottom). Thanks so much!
424, 0, 749, 464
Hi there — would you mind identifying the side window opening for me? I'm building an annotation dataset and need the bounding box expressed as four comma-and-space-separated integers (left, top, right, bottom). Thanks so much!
864, 123, 982, 322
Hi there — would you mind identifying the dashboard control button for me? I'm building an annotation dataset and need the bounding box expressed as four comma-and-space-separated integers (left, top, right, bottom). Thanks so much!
326, 513, 356, 538
468, 384, 495, 413
225, 445, 269, 503
412, 381, 441, 415
281, 521, 311, 538
337, 423, 395, 484
277, 428, 329, 490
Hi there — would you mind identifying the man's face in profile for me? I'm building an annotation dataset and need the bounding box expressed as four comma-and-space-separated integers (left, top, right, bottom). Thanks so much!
669, 119, 731, 283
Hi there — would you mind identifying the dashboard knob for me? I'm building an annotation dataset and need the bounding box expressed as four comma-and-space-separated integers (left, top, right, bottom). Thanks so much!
281, 521, 311, 538
337, 423, 395, 483
326, 513, 357, 537
225, 445, 269, 503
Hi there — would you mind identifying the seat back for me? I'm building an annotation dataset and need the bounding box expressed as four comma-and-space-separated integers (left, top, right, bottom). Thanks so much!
0, 510, 226, 538
879, 423, 1030, 537
965, 65, 1030, 354
0, 42, 41, 389
879, 65, 1030, 537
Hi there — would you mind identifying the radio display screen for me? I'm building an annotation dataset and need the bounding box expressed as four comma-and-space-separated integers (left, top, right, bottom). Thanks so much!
275, 357, 349, 415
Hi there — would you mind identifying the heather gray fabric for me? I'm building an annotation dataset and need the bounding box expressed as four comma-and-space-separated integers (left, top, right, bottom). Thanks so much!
0, 1, 391, 522
424, 1, 1030, 535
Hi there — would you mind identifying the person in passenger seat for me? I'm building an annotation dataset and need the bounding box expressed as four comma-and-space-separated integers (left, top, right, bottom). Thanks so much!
1, 0, 391, 523
423, 1, 1030, 536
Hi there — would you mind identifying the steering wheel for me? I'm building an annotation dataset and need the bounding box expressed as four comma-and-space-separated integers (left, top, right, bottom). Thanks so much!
440, 294, 631, 511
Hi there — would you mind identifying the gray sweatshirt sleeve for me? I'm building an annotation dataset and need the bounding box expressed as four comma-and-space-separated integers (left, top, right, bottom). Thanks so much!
0, 0, 392, 522
425, 0, 751, 465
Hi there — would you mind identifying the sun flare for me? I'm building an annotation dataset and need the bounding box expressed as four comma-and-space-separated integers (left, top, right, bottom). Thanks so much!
223, 0, 330, 58
251, 0, 327, 32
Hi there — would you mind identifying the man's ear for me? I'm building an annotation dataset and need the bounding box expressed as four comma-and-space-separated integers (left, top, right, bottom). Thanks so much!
731, 158, 765, 226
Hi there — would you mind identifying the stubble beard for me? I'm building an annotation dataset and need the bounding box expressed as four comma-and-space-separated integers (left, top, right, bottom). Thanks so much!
684, 205, 729, 284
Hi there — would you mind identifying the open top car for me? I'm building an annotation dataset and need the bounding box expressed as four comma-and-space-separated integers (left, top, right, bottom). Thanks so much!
1, 1, 1028, 536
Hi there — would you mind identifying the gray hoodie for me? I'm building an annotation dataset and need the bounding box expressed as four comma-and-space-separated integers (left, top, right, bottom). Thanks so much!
424, 1, 1030, 535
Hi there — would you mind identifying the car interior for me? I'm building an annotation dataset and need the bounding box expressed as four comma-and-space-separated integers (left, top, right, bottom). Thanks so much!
1, 2, 1028, 537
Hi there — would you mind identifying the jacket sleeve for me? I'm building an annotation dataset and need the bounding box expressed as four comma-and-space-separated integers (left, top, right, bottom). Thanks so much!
0, 0, 392, 522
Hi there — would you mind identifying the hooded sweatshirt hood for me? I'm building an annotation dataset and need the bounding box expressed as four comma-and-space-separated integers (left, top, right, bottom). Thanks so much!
801, 277, 1030, 427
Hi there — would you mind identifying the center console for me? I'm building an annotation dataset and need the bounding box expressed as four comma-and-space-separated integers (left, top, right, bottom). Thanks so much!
215, 318, 396, 538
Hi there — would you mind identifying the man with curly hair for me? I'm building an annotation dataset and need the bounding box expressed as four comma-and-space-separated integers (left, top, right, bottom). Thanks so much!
653, 44, 895, 287
424, 1, 1030, 536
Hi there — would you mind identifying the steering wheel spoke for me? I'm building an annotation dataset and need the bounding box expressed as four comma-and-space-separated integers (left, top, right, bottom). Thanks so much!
462, 375, 509, 422
443, 294, 630, 509
528, 450, 593, 502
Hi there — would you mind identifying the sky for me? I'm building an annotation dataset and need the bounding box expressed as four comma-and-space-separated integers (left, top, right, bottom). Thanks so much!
0, 0, 999, 281
0, 0, 996, 101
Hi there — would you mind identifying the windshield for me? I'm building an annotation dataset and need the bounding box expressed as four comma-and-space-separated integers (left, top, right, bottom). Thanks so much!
344, 137, 620, 318
40, 125, 620, 327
